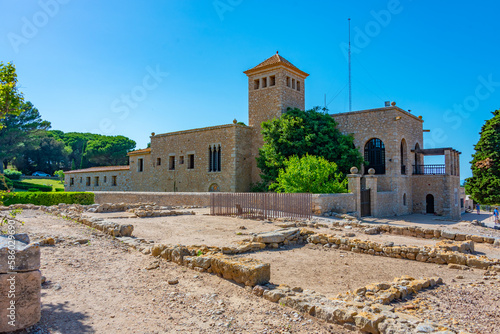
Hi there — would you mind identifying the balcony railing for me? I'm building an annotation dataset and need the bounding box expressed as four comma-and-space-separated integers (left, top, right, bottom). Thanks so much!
413, 164, 446, 175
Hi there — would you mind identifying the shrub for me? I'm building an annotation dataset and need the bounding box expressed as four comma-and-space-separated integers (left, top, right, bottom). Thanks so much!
12, 181, 52, 192
2, 192, 94, 206
269, 154, 348, 194
4, 169, 22, 180
54, 170, 64, 180
0, 175, 13, 191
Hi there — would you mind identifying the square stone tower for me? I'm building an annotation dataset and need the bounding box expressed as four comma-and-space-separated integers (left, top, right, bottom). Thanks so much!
243, 52, 309, 183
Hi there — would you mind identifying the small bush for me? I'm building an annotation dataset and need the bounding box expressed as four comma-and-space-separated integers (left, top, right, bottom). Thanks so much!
54, 188, 64, 192
2, 192, 94, 206
0, 175, 13, 191
12, 181, 52, 192
4, 169, 22, 180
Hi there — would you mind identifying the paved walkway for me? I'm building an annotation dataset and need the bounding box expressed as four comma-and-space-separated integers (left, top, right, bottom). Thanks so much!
363, 211, 499, 229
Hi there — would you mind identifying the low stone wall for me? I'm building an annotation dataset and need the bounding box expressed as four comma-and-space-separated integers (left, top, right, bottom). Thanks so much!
312, 193, 355, 214
93, 191, 211, 207
122, 241, 271, 287
0, 233, 41, 332
306, 231, 499, 271
321, 218, 498, 245
253, 275, 453, 334
41, 205, 134, 237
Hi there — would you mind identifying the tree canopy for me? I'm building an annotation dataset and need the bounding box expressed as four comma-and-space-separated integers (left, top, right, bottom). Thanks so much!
256, 107, 363, 190
0, 101, 51, 172
269, 154, 348, 193
0, 62, 24, 124
465, 109, 500, 204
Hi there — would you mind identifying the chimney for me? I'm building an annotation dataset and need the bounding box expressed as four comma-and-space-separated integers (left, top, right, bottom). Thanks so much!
384, 101, 391, 107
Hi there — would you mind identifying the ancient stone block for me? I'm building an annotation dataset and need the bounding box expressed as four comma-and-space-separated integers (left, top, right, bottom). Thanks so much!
0, 270, 41, 332
0, 236, 40, 273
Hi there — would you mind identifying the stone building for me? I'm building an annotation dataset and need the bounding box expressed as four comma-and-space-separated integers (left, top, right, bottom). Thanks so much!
65, 53, 462, 219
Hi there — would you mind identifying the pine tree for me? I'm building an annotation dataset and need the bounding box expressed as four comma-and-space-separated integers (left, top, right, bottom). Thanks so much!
465, 109, 500, 204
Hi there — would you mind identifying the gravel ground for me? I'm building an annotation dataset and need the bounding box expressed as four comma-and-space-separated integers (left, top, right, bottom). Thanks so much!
4, 209, 500, 333
393, 275, 500, 334
6, 210, 350, 334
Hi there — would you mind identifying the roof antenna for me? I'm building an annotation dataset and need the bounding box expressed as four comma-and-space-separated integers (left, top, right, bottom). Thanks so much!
348, 18, 352, 112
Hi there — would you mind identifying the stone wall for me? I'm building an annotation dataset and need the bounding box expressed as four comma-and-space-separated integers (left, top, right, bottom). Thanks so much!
333, 106, 424, 178
65, 169, 132, 192
140, 124, 254, 193
93, 191, 212, 207
312, 193, 356, 214
375, 191, 398, 217
411, 175, 461, 220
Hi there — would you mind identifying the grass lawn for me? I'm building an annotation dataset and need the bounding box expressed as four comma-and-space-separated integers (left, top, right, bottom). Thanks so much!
19, 178, 65, 191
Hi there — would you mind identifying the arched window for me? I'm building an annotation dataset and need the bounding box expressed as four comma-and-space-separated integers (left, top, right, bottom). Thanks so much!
403, 193, 407, 206
364, 138, 385, 174
208, 145, 222, 172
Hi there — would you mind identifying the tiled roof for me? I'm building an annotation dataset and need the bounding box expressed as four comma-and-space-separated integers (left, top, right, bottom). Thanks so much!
127, 148, 151, 156
244, 52, 309, 77
65, 166, 130, 174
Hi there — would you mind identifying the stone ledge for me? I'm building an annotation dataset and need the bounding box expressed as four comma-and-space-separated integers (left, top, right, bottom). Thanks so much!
253, 276, 455, 334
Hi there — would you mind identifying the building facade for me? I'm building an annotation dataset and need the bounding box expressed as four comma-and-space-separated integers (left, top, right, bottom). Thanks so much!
65, 53, 462, 219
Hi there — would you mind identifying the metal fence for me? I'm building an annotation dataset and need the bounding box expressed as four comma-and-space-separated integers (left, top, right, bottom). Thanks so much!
413, 164, 446, 175
210, 192, 312, 220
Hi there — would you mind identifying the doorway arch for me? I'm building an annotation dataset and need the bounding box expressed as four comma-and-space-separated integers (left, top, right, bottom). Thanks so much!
426, 194, 435, 214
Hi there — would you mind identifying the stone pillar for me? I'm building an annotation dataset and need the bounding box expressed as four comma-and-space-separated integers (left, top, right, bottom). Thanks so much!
347, 167, 361, 218
365, 173, 378, 217
0, 234, 41, 332
444, 149, 451, 175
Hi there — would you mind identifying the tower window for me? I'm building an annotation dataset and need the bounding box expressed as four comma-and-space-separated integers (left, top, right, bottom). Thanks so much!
157, 158, 161, 166
138, 158, 144, 172
292, 78, 296, 89
297, 81, 301, 91
254, 79, 260, 90
188, 154, 195, 169
169, 156, 175, 170
262, 77, 267, 88
208, 145, 221, 172
270, 75, 276, 86
286, 76, 290, 87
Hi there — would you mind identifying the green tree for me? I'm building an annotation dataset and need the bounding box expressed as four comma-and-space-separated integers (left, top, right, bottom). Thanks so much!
0, 62, 24, 124
465, 109, 500, 204
256, 107, 362, 190
50, 131, 135, 169
14, 134, 70, 175
0, 101, 51, 173
270, 154, 348, 193
84, 135, 136, 166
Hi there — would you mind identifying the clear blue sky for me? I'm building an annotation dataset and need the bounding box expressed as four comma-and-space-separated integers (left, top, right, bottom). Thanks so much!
1, 0, 499, 180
